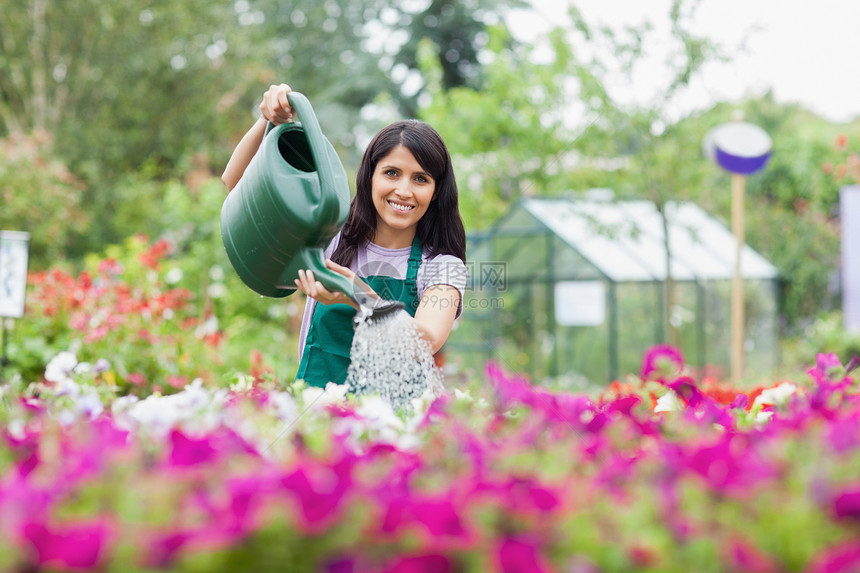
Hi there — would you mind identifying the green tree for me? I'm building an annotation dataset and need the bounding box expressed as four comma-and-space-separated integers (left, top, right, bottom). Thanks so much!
392, 0, 526, 116
0, 0, 252, 180
419, 25, 578, 230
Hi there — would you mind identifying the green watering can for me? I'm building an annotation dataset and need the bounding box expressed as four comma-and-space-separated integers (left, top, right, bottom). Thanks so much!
220, 92, 402, 320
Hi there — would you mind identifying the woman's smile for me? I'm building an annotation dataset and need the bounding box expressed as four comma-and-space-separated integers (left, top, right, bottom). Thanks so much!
387, 199, 415, 212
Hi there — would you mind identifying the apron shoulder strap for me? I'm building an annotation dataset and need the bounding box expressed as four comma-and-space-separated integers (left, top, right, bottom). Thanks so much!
407, 235, 422, 282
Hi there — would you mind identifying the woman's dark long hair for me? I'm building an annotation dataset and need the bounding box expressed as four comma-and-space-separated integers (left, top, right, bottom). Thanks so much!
330, 119, 466, 267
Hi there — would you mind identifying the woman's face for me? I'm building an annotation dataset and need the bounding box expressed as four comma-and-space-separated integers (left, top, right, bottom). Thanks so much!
371, 144, 436, 245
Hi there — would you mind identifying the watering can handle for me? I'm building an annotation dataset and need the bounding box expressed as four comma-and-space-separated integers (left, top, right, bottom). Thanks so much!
264, 92, 340, 221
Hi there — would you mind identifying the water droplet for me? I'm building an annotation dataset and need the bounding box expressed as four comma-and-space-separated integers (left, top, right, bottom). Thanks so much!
346, 308, 443, 413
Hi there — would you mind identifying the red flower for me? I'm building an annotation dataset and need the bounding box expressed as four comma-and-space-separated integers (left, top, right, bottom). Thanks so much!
138, 239, 173, 270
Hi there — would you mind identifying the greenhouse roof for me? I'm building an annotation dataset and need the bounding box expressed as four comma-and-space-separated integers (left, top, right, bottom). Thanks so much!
519, 198, 779, 282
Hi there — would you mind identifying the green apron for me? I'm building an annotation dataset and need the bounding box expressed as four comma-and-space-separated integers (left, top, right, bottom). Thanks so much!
295, 237, 422, 387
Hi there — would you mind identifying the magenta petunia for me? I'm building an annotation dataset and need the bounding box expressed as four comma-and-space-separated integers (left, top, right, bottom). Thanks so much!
726, 537, 778, 572
384, 553, 453, 573
168, 429, 219, 467
809, 353, 849, 386
496, 535, 551, 573
640, 345, 685, 382
807, 540, 860, 573
669, 377, 704, 408
146, 530, 192, 568
380, 494, 466, 539
685, 434, 778, 495
23, 518, 113, 570
280, 456, 355, 532
486, 361, 537, 407
831, 485, 860, 521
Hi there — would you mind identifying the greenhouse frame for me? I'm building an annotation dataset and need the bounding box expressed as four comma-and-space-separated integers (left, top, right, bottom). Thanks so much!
447, 197, 780, 387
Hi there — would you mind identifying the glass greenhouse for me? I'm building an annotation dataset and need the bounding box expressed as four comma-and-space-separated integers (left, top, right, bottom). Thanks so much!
447, 197, 780, 388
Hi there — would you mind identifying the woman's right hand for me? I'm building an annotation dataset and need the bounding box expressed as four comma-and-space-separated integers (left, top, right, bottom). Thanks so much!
260, 83, 295, 125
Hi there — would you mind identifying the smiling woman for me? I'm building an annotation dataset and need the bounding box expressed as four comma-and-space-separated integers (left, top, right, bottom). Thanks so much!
222, 83, 468, 389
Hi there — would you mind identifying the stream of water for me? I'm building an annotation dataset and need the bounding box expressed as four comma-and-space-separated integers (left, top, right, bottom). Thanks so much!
345, 308, 444, 413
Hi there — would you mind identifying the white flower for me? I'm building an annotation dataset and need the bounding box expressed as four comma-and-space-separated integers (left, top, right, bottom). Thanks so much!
45, 351, 78, 383
654, 390, 683, 413
209, 265, 225, 282
57, 409, 76, 426
195, 315, 219, 338
165, 267, 184, 284
93, 358, 111, 374
54, 377, 81, 399
453, 388, 472, 402
755, 410, 774, 424
73, 362, 92, 375
269, 391, 299, 422
301, 383, 348, 411
7, 418, 26, 440
112, 395, 140, 417
207, 283, 227, 299
754, 382, 798, 408
357, 395, 403, 429
113, 379, 226, 438
351, 395, 407, 446
75, 389, 105, 419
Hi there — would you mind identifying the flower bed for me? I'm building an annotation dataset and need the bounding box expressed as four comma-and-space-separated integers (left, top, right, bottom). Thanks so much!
2, 346, 860, 572
3, 242, 860, 572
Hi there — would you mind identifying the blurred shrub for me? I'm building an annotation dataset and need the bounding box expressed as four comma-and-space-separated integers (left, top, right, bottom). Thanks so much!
780, 311, 860, 376
0, 131, 90, 267
3, 177, 305, 391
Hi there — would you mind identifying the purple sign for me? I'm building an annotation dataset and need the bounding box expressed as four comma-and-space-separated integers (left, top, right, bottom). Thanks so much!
703, 122, 772, 175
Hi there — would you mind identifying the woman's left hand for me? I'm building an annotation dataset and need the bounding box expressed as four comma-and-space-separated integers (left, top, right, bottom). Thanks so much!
294, 260, 374, 309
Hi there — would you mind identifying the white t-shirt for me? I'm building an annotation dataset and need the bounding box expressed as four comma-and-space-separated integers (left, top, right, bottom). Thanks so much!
297, 233, 467, 359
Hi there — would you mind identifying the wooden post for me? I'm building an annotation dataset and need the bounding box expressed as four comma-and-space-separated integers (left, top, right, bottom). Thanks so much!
731, 173, 745, 384
703, 118, 770, 384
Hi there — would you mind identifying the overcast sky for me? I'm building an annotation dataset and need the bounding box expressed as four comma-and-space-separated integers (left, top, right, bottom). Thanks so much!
508, 0, 860, 124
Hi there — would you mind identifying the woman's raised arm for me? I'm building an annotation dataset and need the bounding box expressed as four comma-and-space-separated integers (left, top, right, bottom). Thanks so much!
221, 83, 295, 191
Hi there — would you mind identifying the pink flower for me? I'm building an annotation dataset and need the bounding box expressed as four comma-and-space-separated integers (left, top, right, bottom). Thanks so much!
831, 485, 860, 521
640, 345, 685, 383
495, 536, 552, 573
23, 518, 113, 570
827, 411, 860, 454
384, 554, 453, 573
685, 434, 778, 495
125, 372, 147, 386
486, 362, 536, 407
168, 429, 219, 467
809, 353, 848, 384
497, 477, 560, 514
146, 530, 191, 568
380, 494, 467, 541
725, 537, 778, 572
807, 540, 860, 573
3, 423, 42, 477
668, 377, 704, 408
167, 375, 188, 389
280, 457, 355, 533
97, 257, 124, 277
